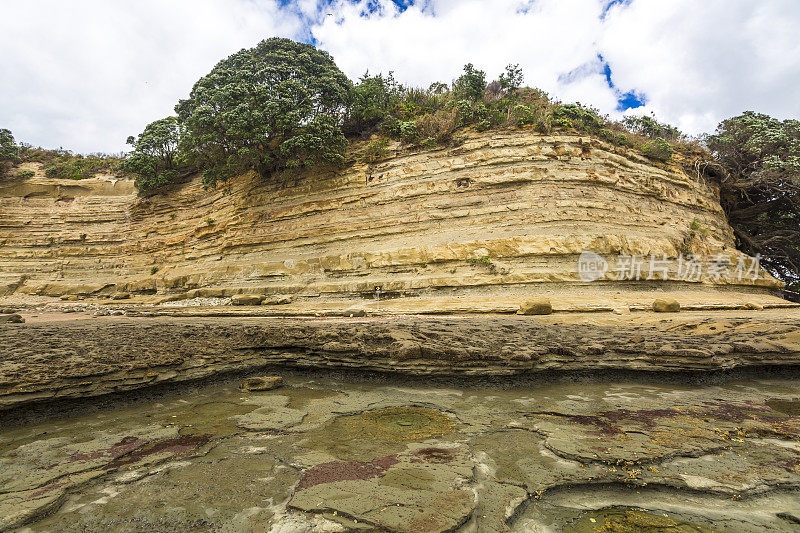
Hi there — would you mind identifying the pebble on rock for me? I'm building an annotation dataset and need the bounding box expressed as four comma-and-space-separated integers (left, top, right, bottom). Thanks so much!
0, 314, 24, 323
262, 295, 293, 305
517, 299, 553, 315
231, 294, 265, 306
653, 299, 681, 313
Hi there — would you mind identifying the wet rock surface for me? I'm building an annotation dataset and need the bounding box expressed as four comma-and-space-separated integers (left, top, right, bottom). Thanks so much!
240, 376, 284, 392
0, 314, 23, 324
2, 313, 800, 411
3, 377, 800, 531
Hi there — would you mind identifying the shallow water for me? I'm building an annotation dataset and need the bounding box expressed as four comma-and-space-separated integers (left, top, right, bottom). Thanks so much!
3, 376, 800, 532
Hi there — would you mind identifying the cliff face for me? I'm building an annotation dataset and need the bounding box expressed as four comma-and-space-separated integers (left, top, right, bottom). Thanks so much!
0, 130, 782, 311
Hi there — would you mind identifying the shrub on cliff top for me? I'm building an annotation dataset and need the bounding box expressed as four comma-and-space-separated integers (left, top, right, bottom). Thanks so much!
453, 63, 487, 102
43, 153, 120, 180
14, 146, 123, 180
345, 72, 403, 134
551, 104, 605, 133
622, 114, 682, 142
345, 63, 541, 145
176, 37, 352, 187
362, 137, 389, 164
641, 137, 674, 162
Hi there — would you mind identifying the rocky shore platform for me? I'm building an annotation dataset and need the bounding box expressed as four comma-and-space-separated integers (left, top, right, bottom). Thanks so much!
3, 309, 800, 532
2, 309, 800, 413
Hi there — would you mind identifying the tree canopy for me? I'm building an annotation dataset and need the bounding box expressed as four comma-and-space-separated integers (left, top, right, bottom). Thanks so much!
345, 72, 403, 133
708, 111, 800, 287
0, 129, 19, 177
121, 116, 182, 194
175, 37, 352, 187
498, 64, 523, 95
452, 63, 487, 102
0, 128, 18, 161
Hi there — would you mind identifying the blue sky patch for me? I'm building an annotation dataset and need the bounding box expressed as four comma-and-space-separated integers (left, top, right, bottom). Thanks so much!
596, 54, 647, 111
616, 90, 646, 111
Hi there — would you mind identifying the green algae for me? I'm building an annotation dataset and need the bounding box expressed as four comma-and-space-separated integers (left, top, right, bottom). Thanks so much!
284, 385, 339, 409
379, 466, 438, 490
334, 406, 457, 442
766, 398, 800, 416
8, 377, 800, 532
28, 437, 299, 533
565, 508, 719, 532
300, 405, 458, 461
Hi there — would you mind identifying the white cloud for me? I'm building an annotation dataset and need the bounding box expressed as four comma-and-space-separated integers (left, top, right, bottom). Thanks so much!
0, 0, 303, 153
601, 0, 800, 135
0, 0, 798, 152
314, 0, 800, 135
313, 0, 613, 106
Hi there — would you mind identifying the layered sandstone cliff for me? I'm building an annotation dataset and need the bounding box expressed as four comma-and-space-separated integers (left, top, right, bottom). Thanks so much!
0, 130, 784, 312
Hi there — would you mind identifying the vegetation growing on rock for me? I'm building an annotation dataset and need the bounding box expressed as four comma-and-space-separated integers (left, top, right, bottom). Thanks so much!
641, 136, 674, 162
1, 132, 123, 180
116, 38, 700, 196
42, 152, 121, 180
341, 62, 696, 165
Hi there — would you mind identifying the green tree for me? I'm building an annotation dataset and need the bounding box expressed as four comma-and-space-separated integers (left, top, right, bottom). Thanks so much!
0, 129, 19, 177
122, 116, 183, 194
498, 63, 524, 96
0, 128, 17, 159
428, 82, 448, 95
176, 37, 352, 187
453, 63, 486, 102
346, 71, 402, 133
707, 111, 800, 286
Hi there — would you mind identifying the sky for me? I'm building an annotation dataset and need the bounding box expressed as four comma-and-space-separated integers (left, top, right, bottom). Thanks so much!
0, 0, 798, 154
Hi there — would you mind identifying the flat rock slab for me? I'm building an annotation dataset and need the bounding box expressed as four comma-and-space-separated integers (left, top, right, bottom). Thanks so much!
5, 378, 800, 532
289, 444, 475, 532
2, 312, 800, 412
